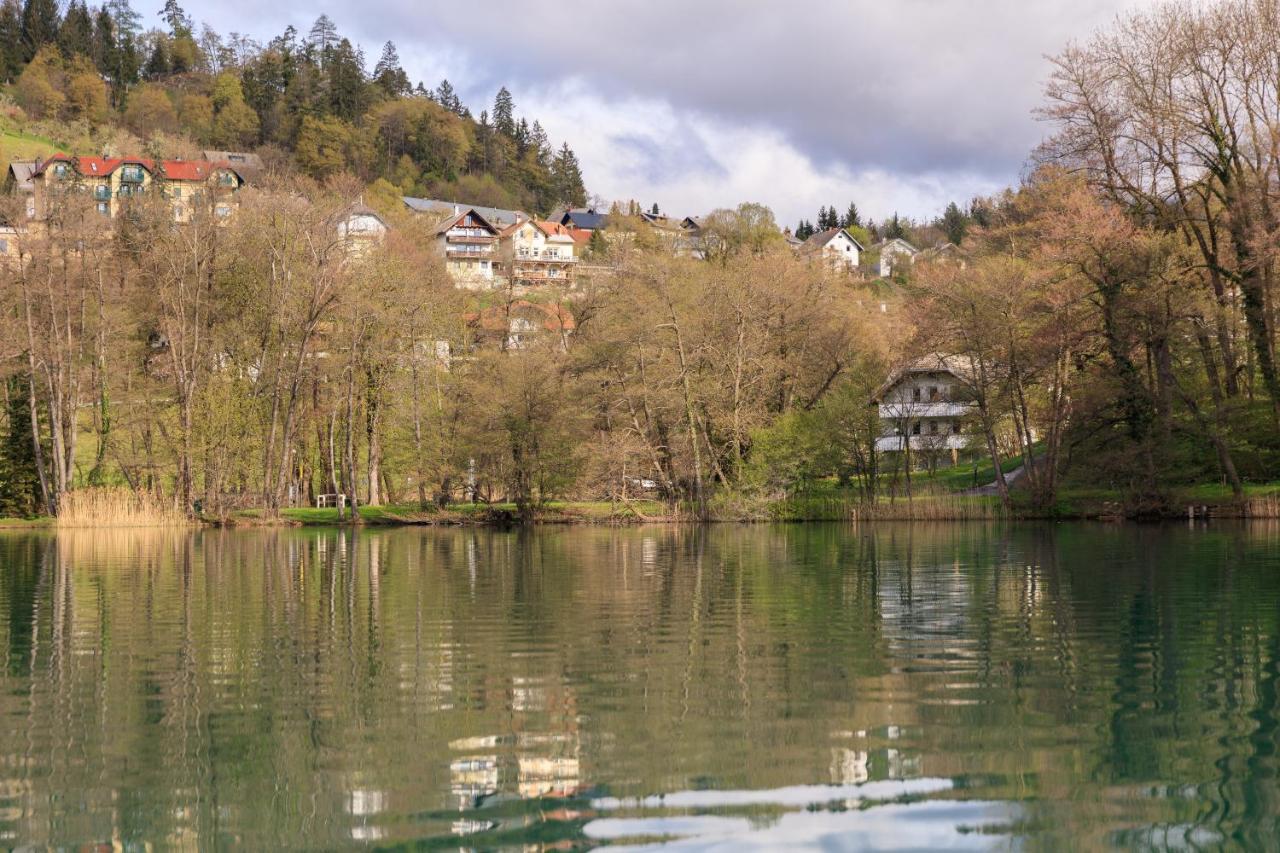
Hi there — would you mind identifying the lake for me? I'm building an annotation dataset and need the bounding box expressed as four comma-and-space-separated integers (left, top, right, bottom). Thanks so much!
1, 522, 1278, 849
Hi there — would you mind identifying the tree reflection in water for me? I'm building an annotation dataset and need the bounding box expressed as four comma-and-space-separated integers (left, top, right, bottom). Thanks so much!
0, 522, 1278, 848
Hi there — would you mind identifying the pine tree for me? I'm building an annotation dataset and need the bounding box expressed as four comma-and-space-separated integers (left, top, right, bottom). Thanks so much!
551, 142, 586, 207
372, 40, 408, 96
307, 14, 337, 57
326, 37, 367, 121
530, 120, 550, 166
159, 0, 190, 37
20, 0, 61, 62
492, 86, 515, 137
144, 39, 170, 77
435, 78, 462, 114
0, 377, 40, 519
0, 0, 23, 81
842, 201, 860, 229
58, 1, 93, 58
941, 201, 968, 245
105, 0, 139, 40
886, 212, 906, 240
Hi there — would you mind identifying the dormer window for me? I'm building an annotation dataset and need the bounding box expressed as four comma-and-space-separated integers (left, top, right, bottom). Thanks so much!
52, 163, 68, 178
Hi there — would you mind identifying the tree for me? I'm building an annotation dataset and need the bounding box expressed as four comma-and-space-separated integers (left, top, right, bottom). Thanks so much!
123, 82, 177, 134
551, 142, 586, 208
295, 114, 354, 177
842, 202, 861, 229
143, 39, 169, 78
19, 0, 59, 62
435, 78, 462, 114
210, 72, 259, 146
885, 213, 906, 239
307, 13, 337, 56
941, 201, 967, 245
0, 0, 22, 82
159, 0, 191, 37
326, 38, 367, 121
492, 86, 515, 137
57, 1, 93, 58
372, 40, 408, 96
0, 377, 41, 518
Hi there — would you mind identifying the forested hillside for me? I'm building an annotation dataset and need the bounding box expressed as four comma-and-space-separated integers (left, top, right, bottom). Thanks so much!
0, 0, 588, 215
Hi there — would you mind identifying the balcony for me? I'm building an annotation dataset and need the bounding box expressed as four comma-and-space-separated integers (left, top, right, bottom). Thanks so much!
514, 250, 576, 263
119, 166, 146, 183
93, 184, 111, 201
447, 245, 493, 257
875, 434, 970, 452
878, 402, 971, 419
446, 229, 494, 243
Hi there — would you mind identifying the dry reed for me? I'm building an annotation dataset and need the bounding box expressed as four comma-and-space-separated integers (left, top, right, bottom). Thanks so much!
55, 488, 191, 528
850, 492, 1006, 522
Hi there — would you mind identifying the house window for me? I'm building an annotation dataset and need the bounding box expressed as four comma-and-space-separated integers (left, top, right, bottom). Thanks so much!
929, 420, 939, 435
928, 386, 939, 401
215, 204, 231, 218
96, 201, 109, 215
911, 421, 921, 435
951, 421, 961, 435
0, 239, 7, 254
174, 205, 183, 221
172, 186, 183, 198
53, 163, 68, 177
911, 387, 922, 402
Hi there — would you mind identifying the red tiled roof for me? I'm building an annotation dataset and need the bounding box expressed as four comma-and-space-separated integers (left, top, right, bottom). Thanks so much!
566, 228, 592, 245
32, 153, 242, 183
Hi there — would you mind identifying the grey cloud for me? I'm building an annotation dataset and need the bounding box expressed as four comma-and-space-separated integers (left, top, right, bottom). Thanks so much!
183, 0, 1151, 209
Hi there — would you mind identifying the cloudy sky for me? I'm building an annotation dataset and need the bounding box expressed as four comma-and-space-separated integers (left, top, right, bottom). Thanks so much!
162, 0, 1154, 226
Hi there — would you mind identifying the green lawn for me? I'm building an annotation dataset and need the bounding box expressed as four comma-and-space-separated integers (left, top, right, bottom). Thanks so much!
0, 125, 63, 160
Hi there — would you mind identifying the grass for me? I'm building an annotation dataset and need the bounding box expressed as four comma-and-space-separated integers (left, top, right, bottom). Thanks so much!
228, 499, 673, 526
56, 488, 191, 528
0, 124, 63, 161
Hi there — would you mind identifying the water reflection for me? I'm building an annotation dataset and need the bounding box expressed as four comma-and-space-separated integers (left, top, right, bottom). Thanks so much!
0, 523, 1278, 848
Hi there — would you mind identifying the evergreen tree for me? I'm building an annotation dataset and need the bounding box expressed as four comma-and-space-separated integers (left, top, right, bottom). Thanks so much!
58, 1, 94, 58
159, 0, 190, 37
816, 206, 828, 230
885, 212, 906, 240
551, 142, 586, 207
144, 38, 169, 78
0, 0, 23, 81
307, 14, 337, 57
435, 78, 462, 114
106, 0, 140, 40
20, 0, 61, 62
940, 201, 968, 245
842, 201, 860, 229
0, 377, 41, 519
372, 40, 408, 96
492, 85, 515, 137
651, 202, 659, 215
326, 37, 367, 121
514, 116, 529, 153
530, 120, 550, 166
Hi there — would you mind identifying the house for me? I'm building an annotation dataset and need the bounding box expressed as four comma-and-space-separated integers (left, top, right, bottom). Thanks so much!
433, 207, 500, 288
464, 300, 576, 351
798, 227, 864, 272
5, 160, 37, 219
559, 208, 609, 230
28, 154, 246, 222
0, 221, 19, 267
871, 354, 975, 454
404, 196, 524, 228
496, 218, 577, 289
916, 241, 968, 269
870, 237, 918, 277
638, 209, 705, 258
336, 202, 388, 254
200, 150, 264, 181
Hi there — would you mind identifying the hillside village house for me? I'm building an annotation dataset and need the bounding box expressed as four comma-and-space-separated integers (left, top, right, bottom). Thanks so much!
798, 227, 864, 272
464, 300, 576, 352
5, 160, 37, 219
497, 218, 577, 289
336, 202, 388, 255
870, 237, 919, 277
433, 207, 500, 288
559, 208, 609, 230
872, 354, 975, 457
404, 196, 524, 228
28, 154, 245, 222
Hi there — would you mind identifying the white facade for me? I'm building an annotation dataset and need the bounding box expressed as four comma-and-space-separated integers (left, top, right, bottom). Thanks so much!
874, 363, 975, 453
875, 238, 918, 277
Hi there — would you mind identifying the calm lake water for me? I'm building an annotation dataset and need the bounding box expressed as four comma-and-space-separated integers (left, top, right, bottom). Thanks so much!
1, 523, 1279, 849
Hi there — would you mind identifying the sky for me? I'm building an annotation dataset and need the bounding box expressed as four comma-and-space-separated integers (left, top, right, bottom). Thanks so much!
156, 0, 1156, 227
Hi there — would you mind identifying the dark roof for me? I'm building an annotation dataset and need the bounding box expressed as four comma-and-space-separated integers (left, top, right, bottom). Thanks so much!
404, 196, 524, 226
799, 227, 865, 254
559, 208, 609, 230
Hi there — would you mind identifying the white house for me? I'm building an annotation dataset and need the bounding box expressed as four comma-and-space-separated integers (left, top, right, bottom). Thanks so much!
336, 202, 388, 243
871, 237, 918, 277
434, 208, 500, 289
496, 218, 577, 288
872, 354, 975, 453
798, 227, 864, 272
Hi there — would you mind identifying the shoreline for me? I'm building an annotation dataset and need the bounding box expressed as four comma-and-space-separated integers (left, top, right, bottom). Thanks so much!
6, 493, 1276, 530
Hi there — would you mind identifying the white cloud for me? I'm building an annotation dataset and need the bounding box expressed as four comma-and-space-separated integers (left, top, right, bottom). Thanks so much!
520, 81, 1004, 225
